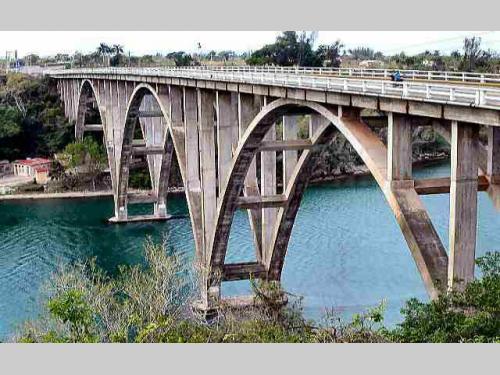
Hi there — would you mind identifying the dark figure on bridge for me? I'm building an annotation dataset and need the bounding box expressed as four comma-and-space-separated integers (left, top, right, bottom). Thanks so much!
391, 70, 403, 87
391, 70, 402, 81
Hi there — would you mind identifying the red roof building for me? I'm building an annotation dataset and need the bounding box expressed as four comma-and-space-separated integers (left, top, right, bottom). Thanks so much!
12, 158, 51, 180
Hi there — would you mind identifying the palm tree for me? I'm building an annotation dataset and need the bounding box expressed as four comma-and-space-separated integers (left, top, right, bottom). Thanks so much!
317, 40, 344, 68
96, 43, 112, 66
112, 44, 124, 56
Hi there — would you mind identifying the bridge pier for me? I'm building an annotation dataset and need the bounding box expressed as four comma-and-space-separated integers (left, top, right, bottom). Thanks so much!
387, 113, 413, 189
448, 121, 479, 291
487, 126, 500, 183
183, 87, 205, 262
238, 93, 264, 260
261, 121, 277, 265
283, 115, 299, 186
198, 89, 217, 258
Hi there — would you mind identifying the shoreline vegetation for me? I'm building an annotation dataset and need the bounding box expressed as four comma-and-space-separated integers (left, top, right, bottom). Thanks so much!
11, 239, 499, 343
0, 156, 450, 202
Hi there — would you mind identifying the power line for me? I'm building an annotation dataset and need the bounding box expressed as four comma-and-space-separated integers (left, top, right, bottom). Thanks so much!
381, 31, 495, 54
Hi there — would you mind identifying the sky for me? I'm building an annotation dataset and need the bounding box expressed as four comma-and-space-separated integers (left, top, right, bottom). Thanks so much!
1, 31, 499, 58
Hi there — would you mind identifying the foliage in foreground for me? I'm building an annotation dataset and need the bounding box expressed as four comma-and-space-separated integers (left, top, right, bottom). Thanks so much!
13, 241, 500, 343
390, 252, 500, 343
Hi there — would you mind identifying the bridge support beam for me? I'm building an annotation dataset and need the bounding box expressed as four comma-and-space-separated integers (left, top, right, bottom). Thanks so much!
487, 126, 500, 184
216, 91, 239, 197
183, 87, 205, 262
448, 121, 479, 291
387, 113, 413, 189
198, 89, 217, 261
283, 115, 299, 187
261, 123, 277, 265
239, 93, 263, 259
309, 114, 329, 139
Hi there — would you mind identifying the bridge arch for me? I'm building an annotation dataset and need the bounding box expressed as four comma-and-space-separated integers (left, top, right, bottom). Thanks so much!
75, 79, 105, 140
116, 83, 203, 254
209, 98, 448, 300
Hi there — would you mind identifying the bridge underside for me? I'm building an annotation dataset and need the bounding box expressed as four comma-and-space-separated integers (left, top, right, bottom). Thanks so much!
57, 75, 500, 310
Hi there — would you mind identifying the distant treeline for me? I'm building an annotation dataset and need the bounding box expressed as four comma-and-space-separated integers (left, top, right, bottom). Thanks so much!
5, 32, 500, 73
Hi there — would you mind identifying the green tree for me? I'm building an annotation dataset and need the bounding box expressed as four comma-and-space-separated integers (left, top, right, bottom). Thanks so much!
0, 74, 73, 160
0, 106, 22, 138
247, 31, 321, 67
166, 52, 193, 67
63, 137, 106, 190
23, 54, 40, 66
349, 46, 376, 60
316, 40, 344, 67
391, 252, 500, 343
96, 43, 112, 66
110, 44, 125, 67
47, 290, 96, 342
460, 36, 492, 72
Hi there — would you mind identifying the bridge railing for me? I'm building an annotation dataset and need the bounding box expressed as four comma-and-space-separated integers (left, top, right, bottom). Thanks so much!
161, 65, 500, 85
47, 67, 500, 109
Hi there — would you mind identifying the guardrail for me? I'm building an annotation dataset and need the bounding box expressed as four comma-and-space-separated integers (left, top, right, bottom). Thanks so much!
158, 65, 500, 85
48, 67, 500, 110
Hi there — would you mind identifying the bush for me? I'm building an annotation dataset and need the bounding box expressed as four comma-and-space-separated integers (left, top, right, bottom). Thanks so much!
14, 240, 499, 343
390, 252, 500, 343
16, 238, 193, 343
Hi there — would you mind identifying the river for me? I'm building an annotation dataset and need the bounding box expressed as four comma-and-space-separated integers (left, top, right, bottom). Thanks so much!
0, 161, 499, 340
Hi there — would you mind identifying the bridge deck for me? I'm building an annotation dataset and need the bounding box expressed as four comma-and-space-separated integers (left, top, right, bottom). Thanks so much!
49, 67, 500, 113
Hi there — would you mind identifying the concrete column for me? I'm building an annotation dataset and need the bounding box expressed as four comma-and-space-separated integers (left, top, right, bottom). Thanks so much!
387, 113, 413, 189
184, 87, 201, 192
139, 94, 164, 192
182, 86, 205, 266
198, 89, 217, 258
261, 124, 277, 264
238, 93, 263, 257
487, 126, 500, 184
155, 85, 173, 219
102, 80, 122, 220
69, 80, 74, 120
63, 80, 69, 118
69, 80, 74, 122
170, 86, 183, 128
72, 80, 79, 122
216, 91, 239, 196
448, 121, 479, 291
309, 114, 329, 139
69, 80, 75, 122
75, 86, 85, 141
283, 115, 299, 188
111, 81, 122, 184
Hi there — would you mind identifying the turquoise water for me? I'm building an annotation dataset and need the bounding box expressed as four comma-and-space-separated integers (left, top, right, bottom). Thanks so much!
0, 161, 499, 340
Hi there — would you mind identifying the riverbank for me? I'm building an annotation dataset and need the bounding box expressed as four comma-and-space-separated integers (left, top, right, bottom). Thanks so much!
0, 190, 114, 201
309, 155, 450, 185
0, 158, 449, 201
0, 187, 186, 201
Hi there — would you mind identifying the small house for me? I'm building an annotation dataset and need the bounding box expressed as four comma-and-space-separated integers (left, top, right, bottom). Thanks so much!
12, 158, 51, 183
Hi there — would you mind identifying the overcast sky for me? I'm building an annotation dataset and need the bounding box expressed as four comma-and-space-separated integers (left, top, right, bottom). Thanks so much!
1, 31, 499, 57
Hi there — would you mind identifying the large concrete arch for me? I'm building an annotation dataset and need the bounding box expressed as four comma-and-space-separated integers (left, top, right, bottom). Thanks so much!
75, 79, 105, 140
115, 83, 204, 255
209, 98, 448, 301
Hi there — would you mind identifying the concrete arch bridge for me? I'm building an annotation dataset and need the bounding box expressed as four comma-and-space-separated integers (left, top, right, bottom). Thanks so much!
50, 66, 500, 310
